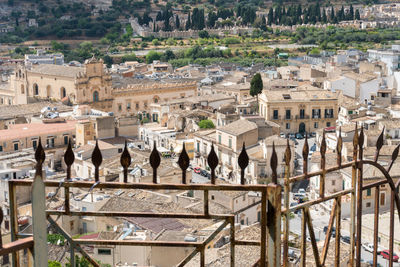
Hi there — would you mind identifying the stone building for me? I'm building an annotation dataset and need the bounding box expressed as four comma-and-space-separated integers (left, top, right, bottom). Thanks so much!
112, 81, 197, 120
259, 87, 340, 135
11, 58, 112, 105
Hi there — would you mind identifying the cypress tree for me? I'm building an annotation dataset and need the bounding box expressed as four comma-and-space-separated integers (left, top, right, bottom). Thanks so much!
349, 4, 354, 20
330, 6, 335, 22
176, 15, 180, 29
355, 9, 361, 20
250, 73, 263, 111
186, 12, 191, 30
322, 8, 327, 23
267, 7, 273, 25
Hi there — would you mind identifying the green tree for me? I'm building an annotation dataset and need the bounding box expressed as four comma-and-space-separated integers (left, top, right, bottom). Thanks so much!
322, 8, 327, 24
198, 120, 215, 129
349, 4, 354, 20
250, 73, 263, 111
175, 15, 180, 29
207, 11, 217, 28
185, 12, 191, 30
355, 9, 361, 20
146, 50, 161, 63
103, 55, 113, 67
198, 30, 209, 38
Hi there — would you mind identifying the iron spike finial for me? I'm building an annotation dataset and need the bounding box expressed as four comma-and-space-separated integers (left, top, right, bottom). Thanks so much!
150, 141, 161, 183
302, 134, 309, 161
120, 140, 131, 183
358, 125, 364, 150
284, 139, 291, 166
271, 141, 278, 184
302, 134, 309, 174
238, 142, 249, 185
178, 142, 190, 184
178, 142, 190, 170
120, 140, 131, 169
207, 143, 219, 184
375, 127, 385, 162
91, 139, 103, 168
64, 138, 75, 167
320, 129, 327, 157
238, 142, 249, 170
35, 137, 45, 165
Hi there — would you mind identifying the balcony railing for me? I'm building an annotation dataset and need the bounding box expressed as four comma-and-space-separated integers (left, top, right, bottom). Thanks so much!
2, 126, 400, 267
295, 115, 310, 120
271, 115, 281, 120
284, 115, 293, 120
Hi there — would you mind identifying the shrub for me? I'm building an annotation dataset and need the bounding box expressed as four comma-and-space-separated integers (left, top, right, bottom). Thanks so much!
198, 120, 215, 129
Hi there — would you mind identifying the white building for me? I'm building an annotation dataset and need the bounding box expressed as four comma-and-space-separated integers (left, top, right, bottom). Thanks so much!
368, 45, 400, 75
325, 72, 380, 104
24, 50, 64, 66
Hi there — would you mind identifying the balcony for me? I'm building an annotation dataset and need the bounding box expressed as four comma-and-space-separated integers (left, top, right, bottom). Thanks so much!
271, 115, 281, 120
295, 115, 310, 120
284, 115, 293, 120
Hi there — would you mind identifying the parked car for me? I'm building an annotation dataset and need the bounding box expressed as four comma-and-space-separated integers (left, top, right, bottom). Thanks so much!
341, 236, 350, 244
294, 159, 299, 168
381, 250, 399, 262
310, 132, 316, 137
200, 170, 209, 177
288, 249, 297, 259
194, 167, 201, 174
295, 133, 304, 139
290, 203, 301, 214
323, 226, 336, 237
362, 243, 374, 253
280, 133, 286, 138
293, 193, 303, 200
298, 188, 306, 194
366, 260, 382, 267
289, 133, 295, 139
310, 144, 317, 152
362, 243, 384, 254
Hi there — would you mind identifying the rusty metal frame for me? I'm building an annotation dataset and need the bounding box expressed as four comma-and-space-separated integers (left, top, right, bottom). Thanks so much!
2, 125, 400, 266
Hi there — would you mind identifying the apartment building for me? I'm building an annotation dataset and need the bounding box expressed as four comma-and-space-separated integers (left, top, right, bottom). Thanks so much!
0, 120, 76, 153
259, 87, 340, 135
194, 118, 294, 183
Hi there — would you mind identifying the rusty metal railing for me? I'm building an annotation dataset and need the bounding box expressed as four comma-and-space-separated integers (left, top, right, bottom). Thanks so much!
3, 123, 400, 266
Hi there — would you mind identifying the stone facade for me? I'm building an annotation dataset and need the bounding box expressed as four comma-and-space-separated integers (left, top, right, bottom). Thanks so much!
259, 88, 340, 134
112, 81, 197, 120
11, 58, 112, 105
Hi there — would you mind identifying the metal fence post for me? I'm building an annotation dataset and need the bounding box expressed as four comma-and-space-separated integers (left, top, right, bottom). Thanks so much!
32, 140, 48, 267
267, 183, 281, 267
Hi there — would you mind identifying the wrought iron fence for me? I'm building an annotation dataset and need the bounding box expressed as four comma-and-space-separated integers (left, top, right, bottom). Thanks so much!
1, 124, 400, 267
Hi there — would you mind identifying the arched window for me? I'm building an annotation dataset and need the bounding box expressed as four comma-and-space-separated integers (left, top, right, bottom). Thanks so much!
20, 85, 24, 94
33, 84, 39, 95
93, 91, 99, 102
60, 87, 66, 98
46, 85, 51, 98
18, 70, 21, 78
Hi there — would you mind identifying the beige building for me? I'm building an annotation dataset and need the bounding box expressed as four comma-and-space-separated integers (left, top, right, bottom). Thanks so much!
259, 88, 340, 134
194, 118, 294, 183
11, 58, 112, 105
75, 116, 115, 146
112, 81, 197, 120
0, 120, 76, 153
277, 66, 299, 80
